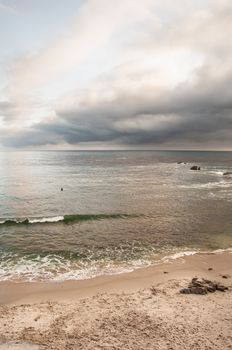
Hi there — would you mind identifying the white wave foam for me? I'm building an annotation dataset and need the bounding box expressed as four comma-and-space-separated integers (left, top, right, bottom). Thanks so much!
161, 247, 232, 263
180, 180, 232, 189
209, 170, 224, 176
0, 249, 196, 282
29, 216, 64, 223
0, 216, 65, 224
52, 266, 136, 282
160, 250, 198, 263
0, 253, 139, 282
0, 247, 231, 282
211, 248, 232, 254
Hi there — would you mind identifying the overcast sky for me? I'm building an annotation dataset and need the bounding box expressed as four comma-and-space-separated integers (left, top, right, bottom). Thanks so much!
0, 0, 231, 150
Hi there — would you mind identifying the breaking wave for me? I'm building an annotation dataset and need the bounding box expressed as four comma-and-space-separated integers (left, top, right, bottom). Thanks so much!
0, 214, 132, 226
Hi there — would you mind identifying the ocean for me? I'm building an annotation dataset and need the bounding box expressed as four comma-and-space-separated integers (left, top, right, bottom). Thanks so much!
0, 150, 232, 282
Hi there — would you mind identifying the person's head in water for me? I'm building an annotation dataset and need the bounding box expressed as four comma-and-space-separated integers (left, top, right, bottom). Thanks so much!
61, 187, 63, 191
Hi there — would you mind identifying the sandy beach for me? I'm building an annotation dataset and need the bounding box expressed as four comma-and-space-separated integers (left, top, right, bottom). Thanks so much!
0, 251, 231, 349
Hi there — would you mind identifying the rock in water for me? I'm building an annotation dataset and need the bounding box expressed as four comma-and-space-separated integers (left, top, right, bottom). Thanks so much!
190, 166, 201, 170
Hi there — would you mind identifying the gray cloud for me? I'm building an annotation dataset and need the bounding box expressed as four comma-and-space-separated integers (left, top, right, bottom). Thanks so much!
1, 0, 232, 149
0, 101, 16, 117
4, 71, 232, 148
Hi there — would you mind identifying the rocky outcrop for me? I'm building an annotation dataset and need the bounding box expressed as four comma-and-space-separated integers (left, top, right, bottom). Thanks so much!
180, 277, 228, 295
190, 166, 201, 171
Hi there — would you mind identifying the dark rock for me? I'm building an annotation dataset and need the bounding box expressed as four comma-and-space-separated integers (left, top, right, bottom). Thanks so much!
163, 271, 168, 274
202, 278, 212, 284
180, 277, 228, 295
180, 288, 191, 294
223, 172, 232, 176
208, 267, 213, 271
191, 280, 204, 287
207, 285, 216, 293
190, 166, 201, 171
216, 284, 228, 292
189, 287, 207, 295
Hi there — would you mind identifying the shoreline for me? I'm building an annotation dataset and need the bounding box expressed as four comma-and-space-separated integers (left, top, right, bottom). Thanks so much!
1, 250, 231, 305
0, 250, 232, 349
0, 247, 231, 286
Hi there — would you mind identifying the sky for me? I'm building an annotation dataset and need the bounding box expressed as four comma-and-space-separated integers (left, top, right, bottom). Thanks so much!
0, 0, 232, 150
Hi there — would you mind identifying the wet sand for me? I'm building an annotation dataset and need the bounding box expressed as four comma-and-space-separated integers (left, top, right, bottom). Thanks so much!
0, 251, 232, 349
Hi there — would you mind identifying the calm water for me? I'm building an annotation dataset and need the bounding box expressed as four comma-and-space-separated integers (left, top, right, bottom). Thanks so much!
0, 150, 232, 281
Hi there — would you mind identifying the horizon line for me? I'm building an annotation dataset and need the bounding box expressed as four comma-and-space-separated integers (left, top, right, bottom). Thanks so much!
0, 149, 232, 152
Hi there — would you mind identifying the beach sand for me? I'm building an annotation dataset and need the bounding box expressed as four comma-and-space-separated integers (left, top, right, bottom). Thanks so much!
0, 251, 232, 349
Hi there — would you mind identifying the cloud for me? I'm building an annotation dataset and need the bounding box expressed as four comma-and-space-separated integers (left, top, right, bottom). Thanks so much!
1, 0, 156, 130
4, 62, 232, 148
1, 0, 232, 149
0, 2, 15, 13
4, 0, 154, 103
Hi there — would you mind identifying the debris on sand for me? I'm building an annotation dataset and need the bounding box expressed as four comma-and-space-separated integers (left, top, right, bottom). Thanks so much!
150, 286, 158, 295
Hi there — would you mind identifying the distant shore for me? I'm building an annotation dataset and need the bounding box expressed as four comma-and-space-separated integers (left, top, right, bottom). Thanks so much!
0, 251, 231, 349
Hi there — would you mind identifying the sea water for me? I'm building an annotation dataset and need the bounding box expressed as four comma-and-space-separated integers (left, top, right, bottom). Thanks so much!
0, 150, 232, 281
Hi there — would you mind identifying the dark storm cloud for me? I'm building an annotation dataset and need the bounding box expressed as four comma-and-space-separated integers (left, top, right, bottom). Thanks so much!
4, 67, 232, 148
2, 0, 232, 149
